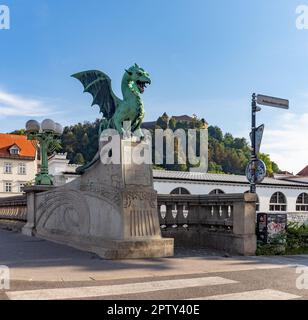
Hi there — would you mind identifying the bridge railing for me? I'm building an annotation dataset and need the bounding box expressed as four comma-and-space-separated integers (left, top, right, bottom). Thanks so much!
157, 193, 257, 255
0, 196, 27, 229
0, 193, 257, 255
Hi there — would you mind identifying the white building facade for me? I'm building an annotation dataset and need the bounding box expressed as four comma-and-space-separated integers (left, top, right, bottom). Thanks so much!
153, 171, 308, 224
48, 153, 81, 185
0, 134, 38, 198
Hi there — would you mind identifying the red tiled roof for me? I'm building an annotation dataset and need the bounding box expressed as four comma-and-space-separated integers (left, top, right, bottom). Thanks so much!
0, 134, 36, 159
297, 166, 308, 177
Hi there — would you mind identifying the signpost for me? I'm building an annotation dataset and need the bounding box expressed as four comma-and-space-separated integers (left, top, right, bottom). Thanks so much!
249, 93, 259, 193
248, 94, 289, 193
257, 95, 289, 110
250, 124, 264, 155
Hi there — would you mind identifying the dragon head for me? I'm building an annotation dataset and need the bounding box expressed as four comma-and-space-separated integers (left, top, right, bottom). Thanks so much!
125, 63, 151, 94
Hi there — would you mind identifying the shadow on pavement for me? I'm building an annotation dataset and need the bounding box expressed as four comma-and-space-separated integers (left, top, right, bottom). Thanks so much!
1, 229, 308, 274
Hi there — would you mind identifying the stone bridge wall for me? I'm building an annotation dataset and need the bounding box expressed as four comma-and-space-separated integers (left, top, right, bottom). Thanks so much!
157, 193, 257, 255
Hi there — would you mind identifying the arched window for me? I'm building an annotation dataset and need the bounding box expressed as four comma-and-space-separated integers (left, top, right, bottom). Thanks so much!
296, 193, 308, 212
269, 192, 287, 212
209, 189, 225, 195
170, 187, 190, 195
245, 191, 260, 211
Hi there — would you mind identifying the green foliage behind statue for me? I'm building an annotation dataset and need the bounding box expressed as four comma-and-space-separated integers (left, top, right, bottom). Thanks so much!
58, 115, 280, 175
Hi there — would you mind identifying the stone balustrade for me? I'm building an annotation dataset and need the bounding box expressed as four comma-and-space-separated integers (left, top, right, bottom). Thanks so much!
0, 192, 257, 255
0, 196, 27, 222
157, 193, 257, 255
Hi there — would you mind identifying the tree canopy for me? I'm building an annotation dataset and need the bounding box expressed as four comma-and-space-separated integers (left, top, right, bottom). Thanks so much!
11, 114, 280, 176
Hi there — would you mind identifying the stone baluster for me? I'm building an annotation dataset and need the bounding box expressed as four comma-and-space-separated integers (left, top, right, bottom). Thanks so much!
159, 204, 167, 229
171, 204, 178, 228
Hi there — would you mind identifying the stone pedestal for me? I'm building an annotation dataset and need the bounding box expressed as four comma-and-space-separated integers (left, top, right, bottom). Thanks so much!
22, 185, 55, 236
232, 193, 257, 255
25, 139, 174, 259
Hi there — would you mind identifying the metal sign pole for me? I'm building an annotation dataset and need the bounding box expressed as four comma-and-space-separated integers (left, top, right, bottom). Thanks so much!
250, 93, 257, 193
246, 93, 288, 191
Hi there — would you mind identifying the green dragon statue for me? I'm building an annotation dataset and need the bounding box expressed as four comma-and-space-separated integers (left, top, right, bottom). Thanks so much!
72, 64, 151, 173
72, 63, 151, 137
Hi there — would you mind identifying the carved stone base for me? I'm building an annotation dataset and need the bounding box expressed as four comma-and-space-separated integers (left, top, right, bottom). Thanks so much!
25, 138, 174, 259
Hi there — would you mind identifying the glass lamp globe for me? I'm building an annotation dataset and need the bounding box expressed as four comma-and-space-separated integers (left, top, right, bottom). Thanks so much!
41, 119, 56, 133
54, 123, 63, 135
26, 120, 40, 133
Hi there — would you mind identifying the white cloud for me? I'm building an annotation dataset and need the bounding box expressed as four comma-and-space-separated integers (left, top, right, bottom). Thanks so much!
0, 89, 53, 117
261, 112, 308, 174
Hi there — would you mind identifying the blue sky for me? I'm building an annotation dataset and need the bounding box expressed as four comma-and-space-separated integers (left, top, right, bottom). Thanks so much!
1, 0, 308, 172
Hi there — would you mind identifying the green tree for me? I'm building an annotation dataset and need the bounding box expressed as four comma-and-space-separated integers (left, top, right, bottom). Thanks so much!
224, 133, 234, 147
272, 161, 280, 173
169, 118, 177, 130
208, 162, 223, 173
56, 115, 281, 176
74, 153, 85, 165
157, 113, 169, 129
10, 129, 26, 135
259, 153, 274, 176
208, 126, 223, 142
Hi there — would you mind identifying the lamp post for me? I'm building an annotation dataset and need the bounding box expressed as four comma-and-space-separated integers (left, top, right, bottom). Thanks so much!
26, 119, 63, 186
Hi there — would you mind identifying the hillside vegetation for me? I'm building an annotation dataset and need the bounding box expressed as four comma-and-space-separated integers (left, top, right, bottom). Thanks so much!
55, 114, 279, 175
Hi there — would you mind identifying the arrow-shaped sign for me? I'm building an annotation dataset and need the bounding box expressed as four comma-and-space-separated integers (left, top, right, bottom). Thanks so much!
250, 124, 265, 155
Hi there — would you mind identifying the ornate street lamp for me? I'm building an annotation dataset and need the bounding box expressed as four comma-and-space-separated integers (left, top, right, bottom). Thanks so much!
26, 119, 63, 186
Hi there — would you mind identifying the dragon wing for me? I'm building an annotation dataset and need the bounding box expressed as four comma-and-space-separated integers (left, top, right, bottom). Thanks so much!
71, 70, 121, 119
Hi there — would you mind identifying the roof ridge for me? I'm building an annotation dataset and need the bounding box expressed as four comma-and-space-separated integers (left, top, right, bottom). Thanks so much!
153, 170, 308, 187
297, 165, 308, 176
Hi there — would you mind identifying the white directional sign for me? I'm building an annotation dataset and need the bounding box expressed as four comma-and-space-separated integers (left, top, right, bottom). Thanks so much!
250, 124, 265, 155
257, 95, 289, 110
